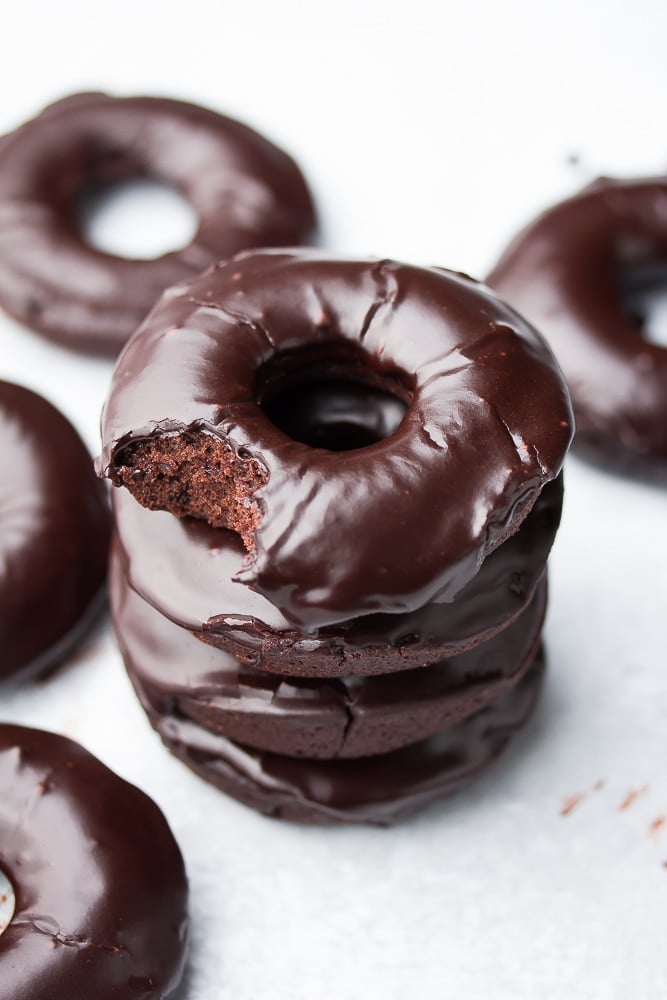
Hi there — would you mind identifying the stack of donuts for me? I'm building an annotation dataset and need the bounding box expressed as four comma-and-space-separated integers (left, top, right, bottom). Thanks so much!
99, 249, 573, 824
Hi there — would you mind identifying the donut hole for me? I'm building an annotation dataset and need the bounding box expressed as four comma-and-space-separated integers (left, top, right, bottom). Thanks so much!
257, 344, 411, 451
621, 263, 667, 347
77, 177, 197, 260
0, 868, 15, 938
264, 379, 407, 450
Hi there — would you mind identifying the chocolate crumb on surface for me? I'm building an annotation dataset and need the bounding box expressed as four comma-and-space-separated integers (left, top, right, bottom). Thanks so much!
618, 786, 649, 811
649, 816, 665, 837
560, 793, 584, 817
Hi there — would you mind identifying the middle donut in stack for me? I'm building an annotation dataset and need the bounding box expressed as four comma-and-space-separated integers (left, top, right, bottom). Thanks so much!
99, 249, 574, 824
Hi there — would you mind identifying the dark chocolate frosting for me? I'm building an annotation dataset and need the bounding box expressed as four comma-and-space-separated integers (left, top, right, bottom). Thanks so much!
111, 542, 547, 758
488, 177, 667, 473
0, 381, 110, 683
112, 473, 561, 677
0, 93, 317, 354
0, 724, 188, 998
100, 250, 573, 626
130, 650, 545, 825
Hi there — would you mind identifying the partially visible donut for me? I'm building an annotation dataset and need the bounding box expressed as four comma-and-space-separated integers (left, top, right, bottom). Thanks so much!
488, 177, 667, 475
99, 250, 573, 628
111, 541, 547, 758
0, 93, 317, 354
0, 381, 110, 683
0, 724, 188, 998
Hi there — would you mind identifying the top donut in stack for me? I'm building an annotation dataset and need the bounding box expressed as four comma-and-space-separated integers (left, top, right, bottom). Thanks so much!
99, 249, 573, 823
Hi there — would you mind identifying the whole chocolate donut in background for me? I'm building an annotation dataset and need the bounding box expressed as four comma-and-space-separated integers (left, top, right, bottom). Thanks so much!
0, 724, 188, 998
0, 381, 110, 683
99, 249, 573, 628
111, 542, 547, 759
488, 177, 667, 477
0, 92, 317, 355
130, 649, 545, 825
112, 475, 561, 677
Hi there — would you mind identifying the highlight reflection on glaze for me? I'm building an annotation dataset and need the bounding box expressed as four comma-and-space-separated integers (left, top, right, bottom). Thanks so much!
111, 543, 548, 759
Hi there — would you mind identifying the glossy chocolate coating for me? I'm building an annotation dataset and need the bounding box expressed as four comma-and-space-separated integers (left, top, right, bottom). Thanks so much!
0, 724, 188, 998
488, 177, 667, 474
111, 541, 547, 758
130, 650, 545, 825
99, 249, 573, 626
0, 93, 317, 355
0, 381, 110, 683
112, 474, 561, 677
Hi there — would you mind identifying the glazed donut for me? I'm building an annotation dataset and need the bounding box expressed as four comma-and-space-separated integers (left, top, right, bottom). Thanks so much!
99, 249, 573, 628
111, 475, 561, 677
0, 724, 188, 998
0, 93, 317, 354
111, 541, 547, 758
488, 177, 667, 475
0, 381, 110, 682
130, 648, 545, 825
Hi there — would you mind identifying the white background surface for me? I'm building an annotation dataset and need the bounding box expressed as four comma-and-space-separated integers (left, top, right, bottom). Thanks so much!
2, 2, 667, 997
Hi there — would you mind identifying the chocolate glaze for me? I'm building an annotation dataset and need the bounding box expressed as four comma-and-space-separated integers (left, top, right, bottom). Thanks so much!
112, 474, 561, 677
130, 650, 545, 825
0, 93, 317, 355
0, 382, 110, 683
488, 177, 667, 474
99, 249, 573, 626
111, 541, 547, 758
0, 724, 188, 998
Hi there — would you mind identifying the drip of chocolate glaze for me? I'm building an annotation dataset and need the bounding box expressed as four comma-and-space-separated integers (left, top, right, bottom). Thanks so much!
130, 650, 545, 825
111, 541, 547, 759
112, 473, 562, 677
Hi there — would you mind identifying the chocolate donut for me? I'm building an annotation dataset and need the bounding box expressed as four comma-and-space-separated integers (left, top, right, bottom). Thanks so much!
129, 649, 545, 825
0, 382, 110, 683
112, 475, 561, 676
0, 93, 317, 355
0, 724, 188, 997
99, 249, 573, 627
111, 541, 547, 758
488, 177, 667, 475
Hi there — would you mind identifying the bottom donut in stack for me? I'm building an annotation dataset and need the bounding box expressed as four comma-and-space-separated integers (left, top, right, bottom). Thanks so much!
110, 546, 547, 825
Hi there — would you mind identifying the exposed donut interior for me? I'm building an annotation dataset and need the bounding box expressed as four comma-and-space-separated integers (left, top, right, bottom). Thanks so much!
112, 430, 267, 549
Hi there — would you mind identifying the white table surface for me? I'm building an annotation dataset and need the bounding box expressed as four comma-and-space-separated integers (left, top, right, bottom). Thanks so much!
2, 2, 667, 997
